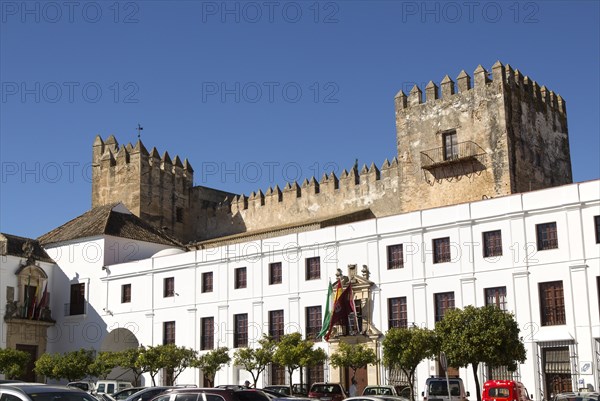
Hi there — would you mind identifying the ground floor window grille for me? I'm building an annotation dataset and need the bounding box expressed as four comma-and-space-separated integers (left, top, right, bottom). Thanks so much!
538, 343, 575, 400
485, 365, 519, 381
270, 363, 286, 385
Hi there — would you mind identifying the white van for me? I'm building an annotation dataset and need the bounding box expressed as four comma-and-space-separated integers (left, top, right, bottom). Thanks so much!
422, 377, 470, 401
96, 380, 133, 395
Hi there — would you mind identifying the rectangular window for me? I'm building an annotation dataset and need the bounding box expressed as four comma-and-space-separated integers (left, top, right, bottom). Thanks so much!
269, 310, 284, 341
234, 313, 248, 348
306, 257, 320, 280
163, 321, 176, 344
176, 207, 184, 223
69, 283, 85, 316
536, 222, 558, 250
269, 262, 282, 285
443, 131, 458, 160
388, 297, 407, 329
306, 364, 325, 388
595, 216, 600, 244
270, 363, 285, 385
483, 230, 503, 258
434, 292, 455, 322
235, 267, 247, 289
433, 237, 451, 264
121, 284, 131, 303
306, 306, 322, 340
163, 277, 175, 297
539, 281, 566, 326
201, 317, 214, 350
485, 286, 507, 311
387, 244, 404, 269
202, 272, 213, 293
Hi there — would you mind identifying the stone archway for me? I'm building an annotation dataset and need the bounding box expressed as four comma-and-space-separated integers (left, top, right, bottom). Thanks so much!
101, 327, 140, 384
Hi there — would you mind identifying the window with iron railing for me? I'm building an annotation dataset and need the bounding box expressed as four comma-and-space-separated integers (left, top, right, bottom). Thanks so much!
269, 310, 284, 341
388, 297, 407, 329
536, 222, 558, 250
435, 292, 455, 322
539, 281, 566, 326
306, 306, 322, 340
433, 237, 451, 263
387, 244, 404, 269
483, 230, 503, 258
234, 313, 248, 347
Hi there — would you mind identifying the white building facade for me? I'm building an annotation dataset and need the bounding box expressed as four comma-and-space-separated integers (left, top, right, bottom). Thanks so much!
34, 179, 600, 400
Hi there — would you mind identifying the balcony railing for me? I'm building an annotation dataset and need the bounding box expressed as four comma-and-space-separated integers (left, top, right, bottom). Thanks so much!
64, 302, 87, 316
420, 141, 486, 169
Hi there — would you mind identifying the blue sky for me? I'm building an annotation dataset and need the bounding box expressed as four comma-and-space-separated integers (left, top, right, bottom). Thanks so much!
1, 0, 599, 239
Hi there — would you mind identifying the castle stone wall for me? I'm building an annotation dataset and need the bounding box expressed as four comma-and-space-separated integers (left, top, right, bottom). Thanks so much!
90, 62, 573, 244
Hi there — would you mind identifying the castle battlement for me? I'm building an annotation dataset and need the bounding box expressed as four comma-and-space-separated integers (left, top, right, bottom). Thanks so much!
395, 61, 566, 116
90, 61, 572, 243
93, 135, 194, 181
225, 158, 403, 217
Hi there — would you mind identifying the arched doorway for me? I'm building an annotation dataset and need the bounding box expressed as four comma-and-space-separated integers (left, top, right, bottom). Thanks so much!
101, 327, 140, 385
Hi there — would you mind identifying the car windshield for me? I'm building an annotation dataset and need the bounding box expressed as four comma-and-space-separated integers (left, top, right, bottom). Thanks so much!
428, 382, 460, 396
489, 388, 510, 398
311, 386, 341, 394
29, 392, 96, 401
364, 388, 393, 395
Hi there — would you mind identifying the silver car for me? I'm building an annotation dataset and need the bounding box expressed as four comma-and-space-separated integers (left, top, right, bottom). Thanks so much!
0, 384, 99, 401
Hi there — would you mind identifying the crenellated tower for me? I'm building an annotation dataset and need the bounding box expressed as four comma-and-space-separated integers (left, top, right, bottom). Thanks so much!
395, 61, 572, 212
90, 62, 573, 244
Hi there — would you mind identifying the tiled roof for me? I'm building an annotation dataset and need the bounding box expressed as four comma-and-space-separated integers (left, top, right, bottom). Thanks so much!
0, 233, 54, 263
192, 209, 375, 249
38, 203, 182, 247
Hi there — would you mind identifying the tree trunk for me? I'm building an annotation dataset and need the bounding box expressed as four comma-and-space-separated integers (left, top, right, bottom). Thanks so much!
472, 363, 481, 401
407, 370, 415, 401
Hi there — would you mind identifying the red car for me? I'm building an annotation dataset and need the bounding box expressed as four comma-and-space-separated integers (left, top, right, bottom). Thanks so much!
308, 383, 347, 401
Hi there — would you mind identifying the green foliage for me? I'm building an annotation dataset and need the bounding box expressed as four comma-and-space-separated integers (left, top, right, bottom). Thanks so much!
34, 352, 60, 380
193, 347, 231, 384
114, 347, 147, 386
57, 349, 96, 381
158, 344, 198, 385
34, 349, 95, 382
330, 342, 377, 380
0, 348, 31, 379
136, 345, 166, 386
89, 351, 119, 379
382, 327, 438, 401
435, 306, 527, 401
273, 333, 326, 392
233, 335, 275, 387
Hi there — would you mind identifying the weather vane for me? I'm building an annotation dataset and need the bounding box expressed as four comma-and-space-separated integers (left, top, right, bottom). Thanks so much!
136, 123, 143, 139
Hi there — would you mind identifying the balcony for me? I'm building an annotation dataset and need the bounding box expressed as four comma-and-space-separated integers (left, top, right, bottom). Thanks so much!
420, 141, 486, 170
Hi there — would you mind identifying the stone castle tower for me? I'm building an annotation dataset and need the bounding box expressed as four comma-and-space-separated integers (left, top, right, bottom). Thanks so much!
91, 61, 572, 244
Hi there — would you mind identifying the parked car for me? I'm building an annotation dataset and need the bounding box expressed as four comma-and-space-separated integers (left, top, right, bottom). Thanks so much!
67, 381, 97, 394
150, 387, 273, 401
482, 380, 531, 401
0, 384, 99, 401
264, 386, 307, 397
422, 377, 469, 401
112, 387, 147, 400
344, 396, 409, 401
97, 380, 134, 395
308, 383, 347, 401
125, 387, 178, 401
552, 392, 600, 401
362, 386, 408, 397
